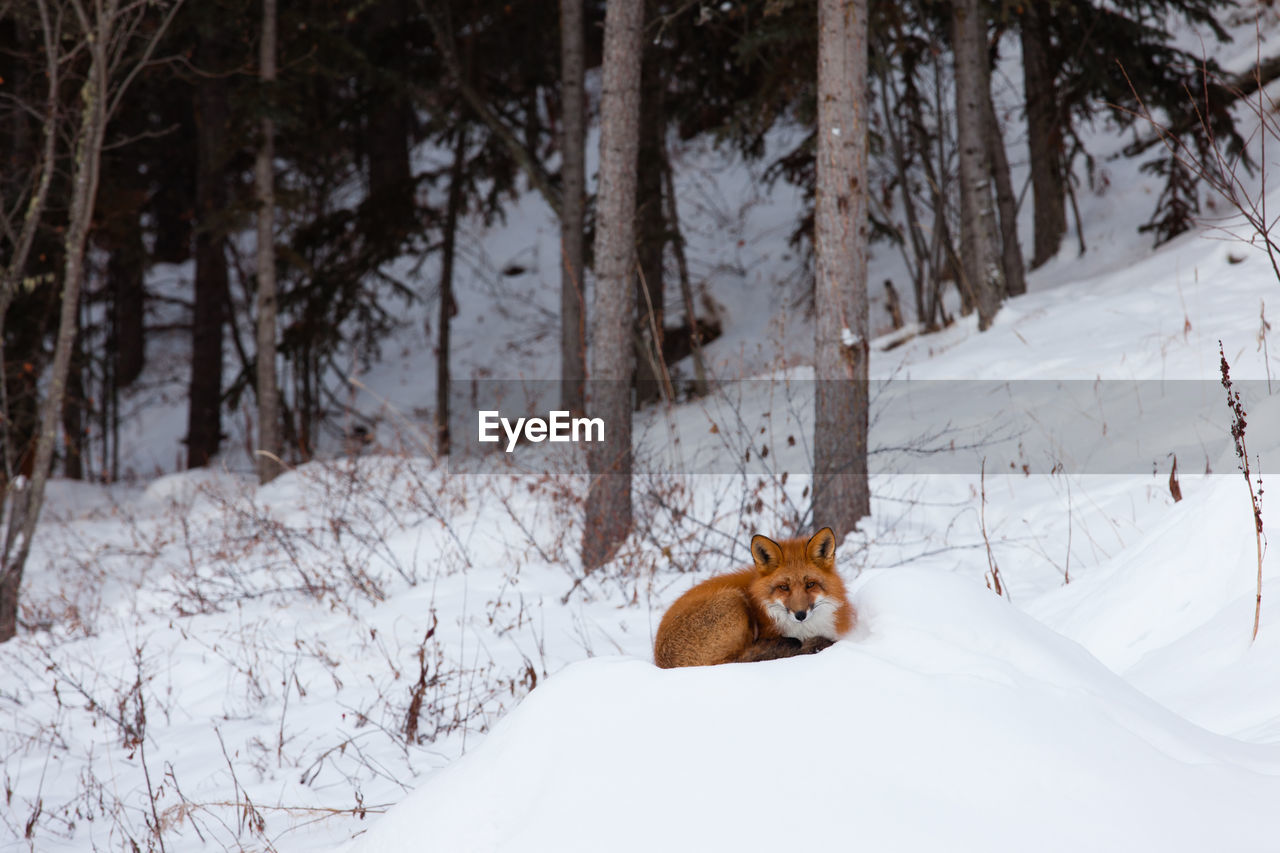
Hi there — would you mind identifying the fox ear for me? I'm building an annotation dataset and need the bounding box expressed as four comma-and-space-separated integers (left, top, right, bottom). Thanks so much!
750, 534, 783, 572
807, 527, 836, 569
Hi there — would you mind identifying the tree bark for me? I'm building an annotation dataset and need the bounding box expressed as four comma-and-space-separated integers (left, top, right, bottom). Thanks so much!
983, 89, 1026, 297
634, 31, 667, 407
812, 0, 871, 539
255, 0, 281, 484
880, 70, 928, 325
1, 5, 109, 641
437, 130, 466, 456
559, 0, 587, 414
61, 329, 84, 481
0, 0, 183, 640
109, 205, 147, 387
582, 0, 643, 572
365, 0, 414, 226
1, 1, 58, 493
1019, 2, 1066, 269
0, 0, 59, 355
662, 142, 709, 396
188, 27, 230, 468
951, 0, 1003, 330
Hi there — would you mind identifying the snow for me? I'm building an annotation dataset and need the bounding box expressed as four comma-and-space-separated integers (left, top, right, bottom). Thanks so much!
7, 10, 1280, 853
356, 572, 1280, 853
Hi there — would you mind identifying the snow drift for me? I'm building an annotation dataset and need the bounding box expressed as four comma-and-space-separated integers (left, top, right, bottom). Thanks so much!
354, 570, 1280, 853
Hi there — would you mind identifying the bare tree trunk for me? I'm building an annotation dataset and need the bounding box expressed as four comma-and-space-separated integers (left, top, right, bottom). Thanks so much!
899, 52, 959, 329
0, 1, 59, 500
188, 28, 230, 468
255, 0, 281, 484
880, 68, 928, 324
61, 328, 85, 481
365, 0, 413, 226
1, 2, 109, 641
634, 28, 667, 408
297, 345, 315, 461
1, 0, 183, 640
929, 47, 968, 322
559, 0, 587, 414
812, 0, 870, 539
983, 89, 1026, 297
0, 0, 59, 353
582, 0, 643, 572
662, 144, 709, 396
437, 130, 466, 456
109, 206, 147, 387
951, 0, 1003, 330
1019, 2, 1066, 269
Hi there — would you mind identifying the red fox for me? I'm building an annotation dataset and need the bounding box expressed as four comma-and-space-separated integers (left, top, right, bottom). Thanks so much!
653, 527, 855, 668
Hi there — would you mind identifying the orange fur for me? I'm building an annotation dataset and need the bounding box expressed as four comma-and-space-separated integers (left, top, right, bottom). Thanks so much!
653, 528, 855, 668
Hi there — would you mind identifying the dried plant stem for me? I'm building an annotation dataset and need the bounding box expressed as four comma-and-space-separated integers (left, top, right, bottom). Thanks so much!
1219, 342, 1266, 642
1254, 484, 1264, 641
979, 459, 1007, 599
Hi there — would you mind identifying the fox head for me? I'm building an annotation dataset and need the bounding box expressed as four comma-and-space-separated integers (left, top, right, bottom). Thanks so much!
748, 527, 848, 641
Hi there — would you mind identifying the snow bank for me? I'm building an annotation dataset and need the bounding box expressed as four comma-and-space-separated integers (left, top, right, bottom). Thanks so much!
355, 571, 1280, 853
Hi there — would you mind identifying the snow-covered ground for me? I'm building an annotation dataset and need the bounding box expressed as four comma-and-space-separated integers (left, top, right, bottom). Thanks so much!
358, 571, 1280, 853
6, 12, 1280, 853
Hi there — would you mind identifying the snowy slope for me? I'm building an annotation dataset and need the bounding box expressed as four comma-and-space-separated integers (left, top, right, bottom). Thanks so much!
355, 572, 1280, 853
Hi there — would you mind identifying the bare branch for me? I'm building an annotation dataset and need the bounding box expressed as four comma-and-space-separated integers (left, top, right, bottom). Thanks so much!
107, 0, 187, 120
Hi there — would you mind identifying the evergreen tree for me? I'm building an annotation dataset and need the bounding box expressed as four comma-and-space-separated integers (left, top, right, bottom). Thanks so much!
1012, 0, 1244, 252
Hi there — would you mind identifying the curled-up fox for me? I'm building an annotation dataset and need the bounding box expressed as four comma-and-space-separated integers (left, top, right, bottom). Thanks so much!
654, 527, 855, 668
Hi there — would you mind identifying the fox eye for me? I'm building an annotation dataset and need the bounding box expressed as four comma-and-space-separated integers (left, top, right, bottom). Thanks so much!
805, 580, 817, 590
776, 583, 789, 593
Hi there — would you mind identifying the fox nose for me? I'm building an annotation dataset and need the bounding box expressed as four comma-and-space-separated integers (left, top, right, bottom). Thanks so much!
794, 610, 808, 621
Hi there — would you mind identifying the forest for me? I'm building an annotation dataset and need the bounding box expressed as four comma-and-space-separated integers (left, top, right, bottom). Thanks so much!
3, 0, 1280, 850
0, 0, 1267, 636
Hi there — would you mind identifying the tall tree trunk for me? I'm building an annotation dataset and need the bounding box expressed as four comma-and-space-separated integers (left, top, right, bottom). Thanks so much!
1, 16, 109, 641
188, 30, 230, 468
1019, 2, 1066, 269
365, 0, 413, 227
0, 0, 59, 357
900, 53, 959, 329
929, 47, 968, 321
559, 0, 587, 414
255, 0, 281, 484
0, 3, 57, 497
109, 205, 147, 387
298, 345, 314, 462
634, 28, 667, 407
437, 130, 466, 456
582, 0, 643, 572
983, 90, 1026, 297
150, 177, 194, 264
951, 0, 1003, 330
880, 67, 930, 326
813, 0, 871, 539
61, 329, 84, 481
662, 143, 709, 396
